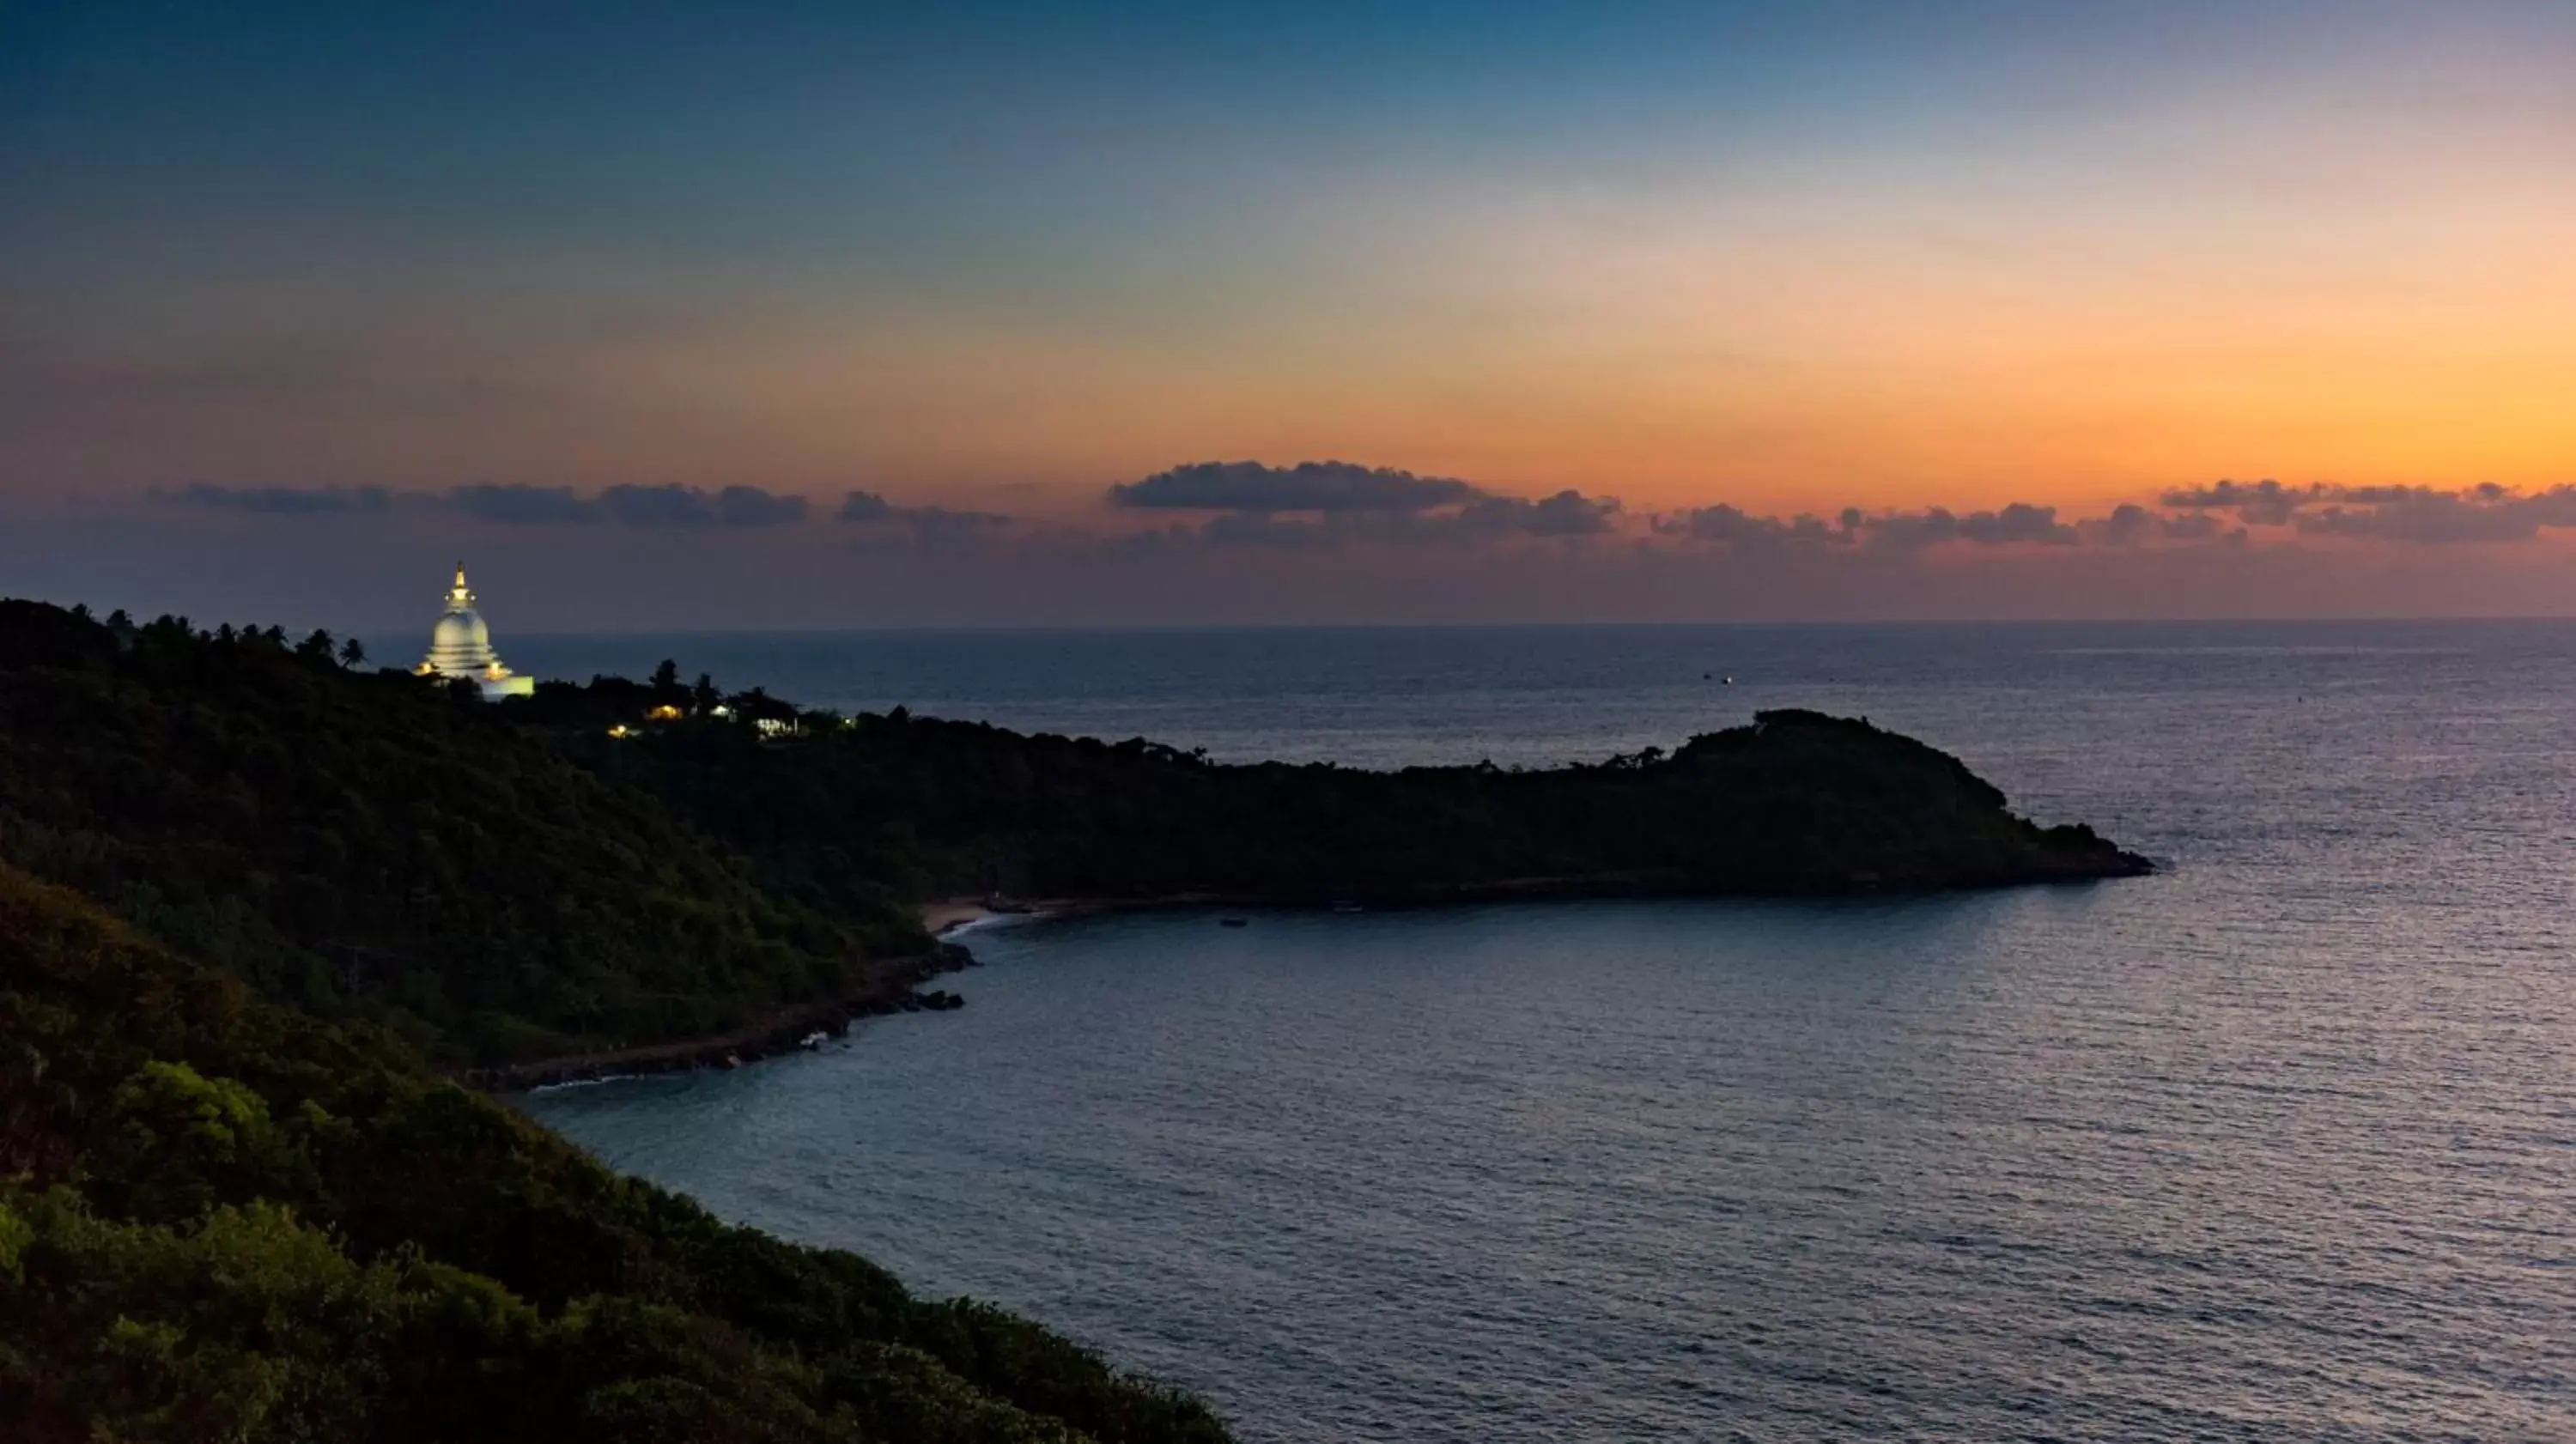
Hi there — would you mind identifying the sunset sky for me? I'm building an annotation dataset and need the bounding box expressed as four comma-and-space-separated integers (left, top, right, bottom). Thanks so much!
5, 1, 2574, 628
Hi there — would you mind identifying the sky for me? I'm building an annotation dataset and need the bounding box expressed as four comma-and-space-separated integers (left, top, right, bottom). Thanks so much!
3, 0, 2574, 631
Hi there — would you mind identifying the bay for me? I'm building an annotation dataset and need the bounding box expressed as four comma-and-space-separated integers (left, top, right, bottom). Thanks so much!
524, 622, 2576, 1441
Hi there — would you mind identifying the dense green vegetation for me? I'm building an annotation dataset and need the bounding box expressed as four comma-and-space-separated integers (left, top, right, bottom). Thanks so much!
563, 700, 2148, 907
0, 594, 2142, 1440
0, 862, 1228, 1442
0, 601, 924, 1065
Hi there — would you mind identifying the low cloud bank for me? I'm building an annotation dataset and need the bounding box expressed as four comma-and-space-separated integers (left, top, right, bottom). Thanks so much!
836, 489, 1012, 533
152, 465, 2576, 562
1652, 501, 2218, 553
161, 482, 812, 528
162, 483, 398, 515
76, 462, 2576, 629
2156, 478, 2576, 543
1189, 488, 1624, 548
1102, 459, 1621, 548
1109, 460, 1485, 513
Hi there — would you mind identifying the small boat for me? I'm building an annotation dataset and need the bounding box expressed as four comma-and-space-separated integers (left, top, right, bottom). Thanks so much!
799, 1030, 827, 1050
1330, 901, 1364, 914
1218, 917, 1249, 928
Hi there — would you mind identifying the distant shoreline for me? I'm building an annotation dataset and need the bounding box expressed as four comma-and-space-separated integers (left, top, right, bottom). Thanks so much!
920, 898, 1017, 934
920, 862, 2152, 932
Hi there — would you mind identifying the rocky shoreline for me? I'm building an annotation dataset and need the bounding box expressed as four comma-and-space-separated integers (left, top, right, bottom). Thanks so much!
456, 942, 978, 1092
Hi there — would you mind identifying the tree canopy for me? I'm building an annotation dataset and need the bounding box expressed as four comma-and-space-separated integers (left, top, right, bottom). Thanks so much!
0, 862, 1229, 1443
0, 600, 924, 1065
564, 701, 2146, 907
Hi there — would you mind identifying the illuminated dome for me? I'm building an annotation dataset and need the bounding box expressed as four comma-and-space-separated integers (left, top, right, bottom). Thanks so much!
414, 562, 535, 701
430, 608, 490, 657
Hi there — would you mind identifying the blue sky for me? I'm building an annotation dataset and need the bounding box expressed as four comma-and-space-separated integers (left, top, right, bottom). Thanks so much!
5, 2, 2574, 628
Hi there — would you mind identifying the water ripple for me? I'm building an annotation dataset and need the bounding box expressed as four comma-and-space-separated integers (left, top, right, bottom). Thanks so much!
528, 622, 2576, 1441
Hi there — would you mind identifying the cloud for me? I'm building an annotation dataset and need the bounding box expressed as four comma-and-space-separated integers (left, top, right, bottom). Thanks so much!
2293, 484, 2576, 544
1959, 502, 2079, 546
448, 483, 592, 525
143, 470, 2576, 563
837, 489, 1011, 531
2150, 478, 2576, 545
1857, 502, 2081, 550
158, 481, 811, 527
1109, 459, 1487, 513
1456, 488, 1623, 537
2087, 502, 2237, 547
1655, 501, 2081, 554
833, 490, 1015, 556
1096, 459, 1618, 549
1654, 504, 1847, 549
714, 485, 811, 526
2089, 503, 2157, 548
2158, 511, 2232, 542
2117, 479, 2576, 545
1182, 488, 1623, 548
2159, 478, 2324, 525
593, 483, 811, 527
153, 483, 397, 515
836, 490, 898, 524
596, 484, 720, 526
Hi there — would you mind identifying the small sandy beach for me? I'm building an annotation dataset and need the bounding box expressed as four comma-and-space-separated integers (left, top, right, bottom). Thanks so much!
918, 898, 1008, 935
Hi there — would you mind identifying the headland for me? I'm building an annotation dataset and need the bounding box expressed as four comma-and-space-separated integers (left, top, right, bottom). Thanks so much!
0, 592, 2151, 1444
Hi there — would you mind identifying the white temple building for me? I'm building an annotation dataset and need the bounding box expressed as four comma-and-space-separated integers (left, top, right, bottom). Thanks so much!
414, 563, 536, 700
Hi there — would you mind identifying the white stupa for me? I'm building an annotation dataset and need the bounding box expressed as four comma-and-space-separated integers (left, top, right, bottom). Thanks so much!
414, 562, 536, 701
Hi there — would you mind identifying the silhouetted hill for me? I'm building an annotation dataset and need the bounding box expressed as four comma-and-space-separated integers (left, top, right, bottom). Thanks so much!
564, 701, 2149, 907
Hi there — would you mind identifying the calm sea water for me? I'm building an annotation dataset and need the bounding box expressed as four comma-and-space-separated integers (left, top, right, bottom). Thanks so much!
523, 622, 2576, 1441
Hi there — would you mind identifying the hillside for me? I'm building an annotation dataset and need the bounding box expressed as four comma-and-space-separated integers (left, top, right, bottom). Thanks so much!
0, 602, 924, 1065
0, 596, 2147, 1441
0, 861, 1228, 1443
562, 703, 2150, 906
0, 599, 2143, 1074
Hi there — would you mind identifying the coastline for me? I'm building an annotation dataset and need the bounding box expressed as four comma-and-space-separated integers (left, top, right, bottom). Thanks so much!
469, 903, 1038, 1094
949, 859, 2153, 925
475, 860, 2157, 1093
458, 943, 975, 1092
920, 897, 1018, 935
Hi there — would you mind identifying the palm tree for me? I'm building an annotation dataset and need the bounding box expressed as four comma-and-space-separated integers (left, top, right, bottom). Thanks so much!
340, 637, 368, 670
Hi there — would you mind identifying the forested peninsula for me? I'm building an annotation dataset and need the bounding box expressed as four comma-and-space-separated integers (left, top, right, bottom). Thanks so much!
0, 598, 2146, 1441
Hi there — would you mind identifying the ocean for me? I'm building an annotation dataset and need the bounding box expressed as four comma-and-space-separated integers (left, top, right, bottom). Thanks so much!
518, 621, 2576, 1441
